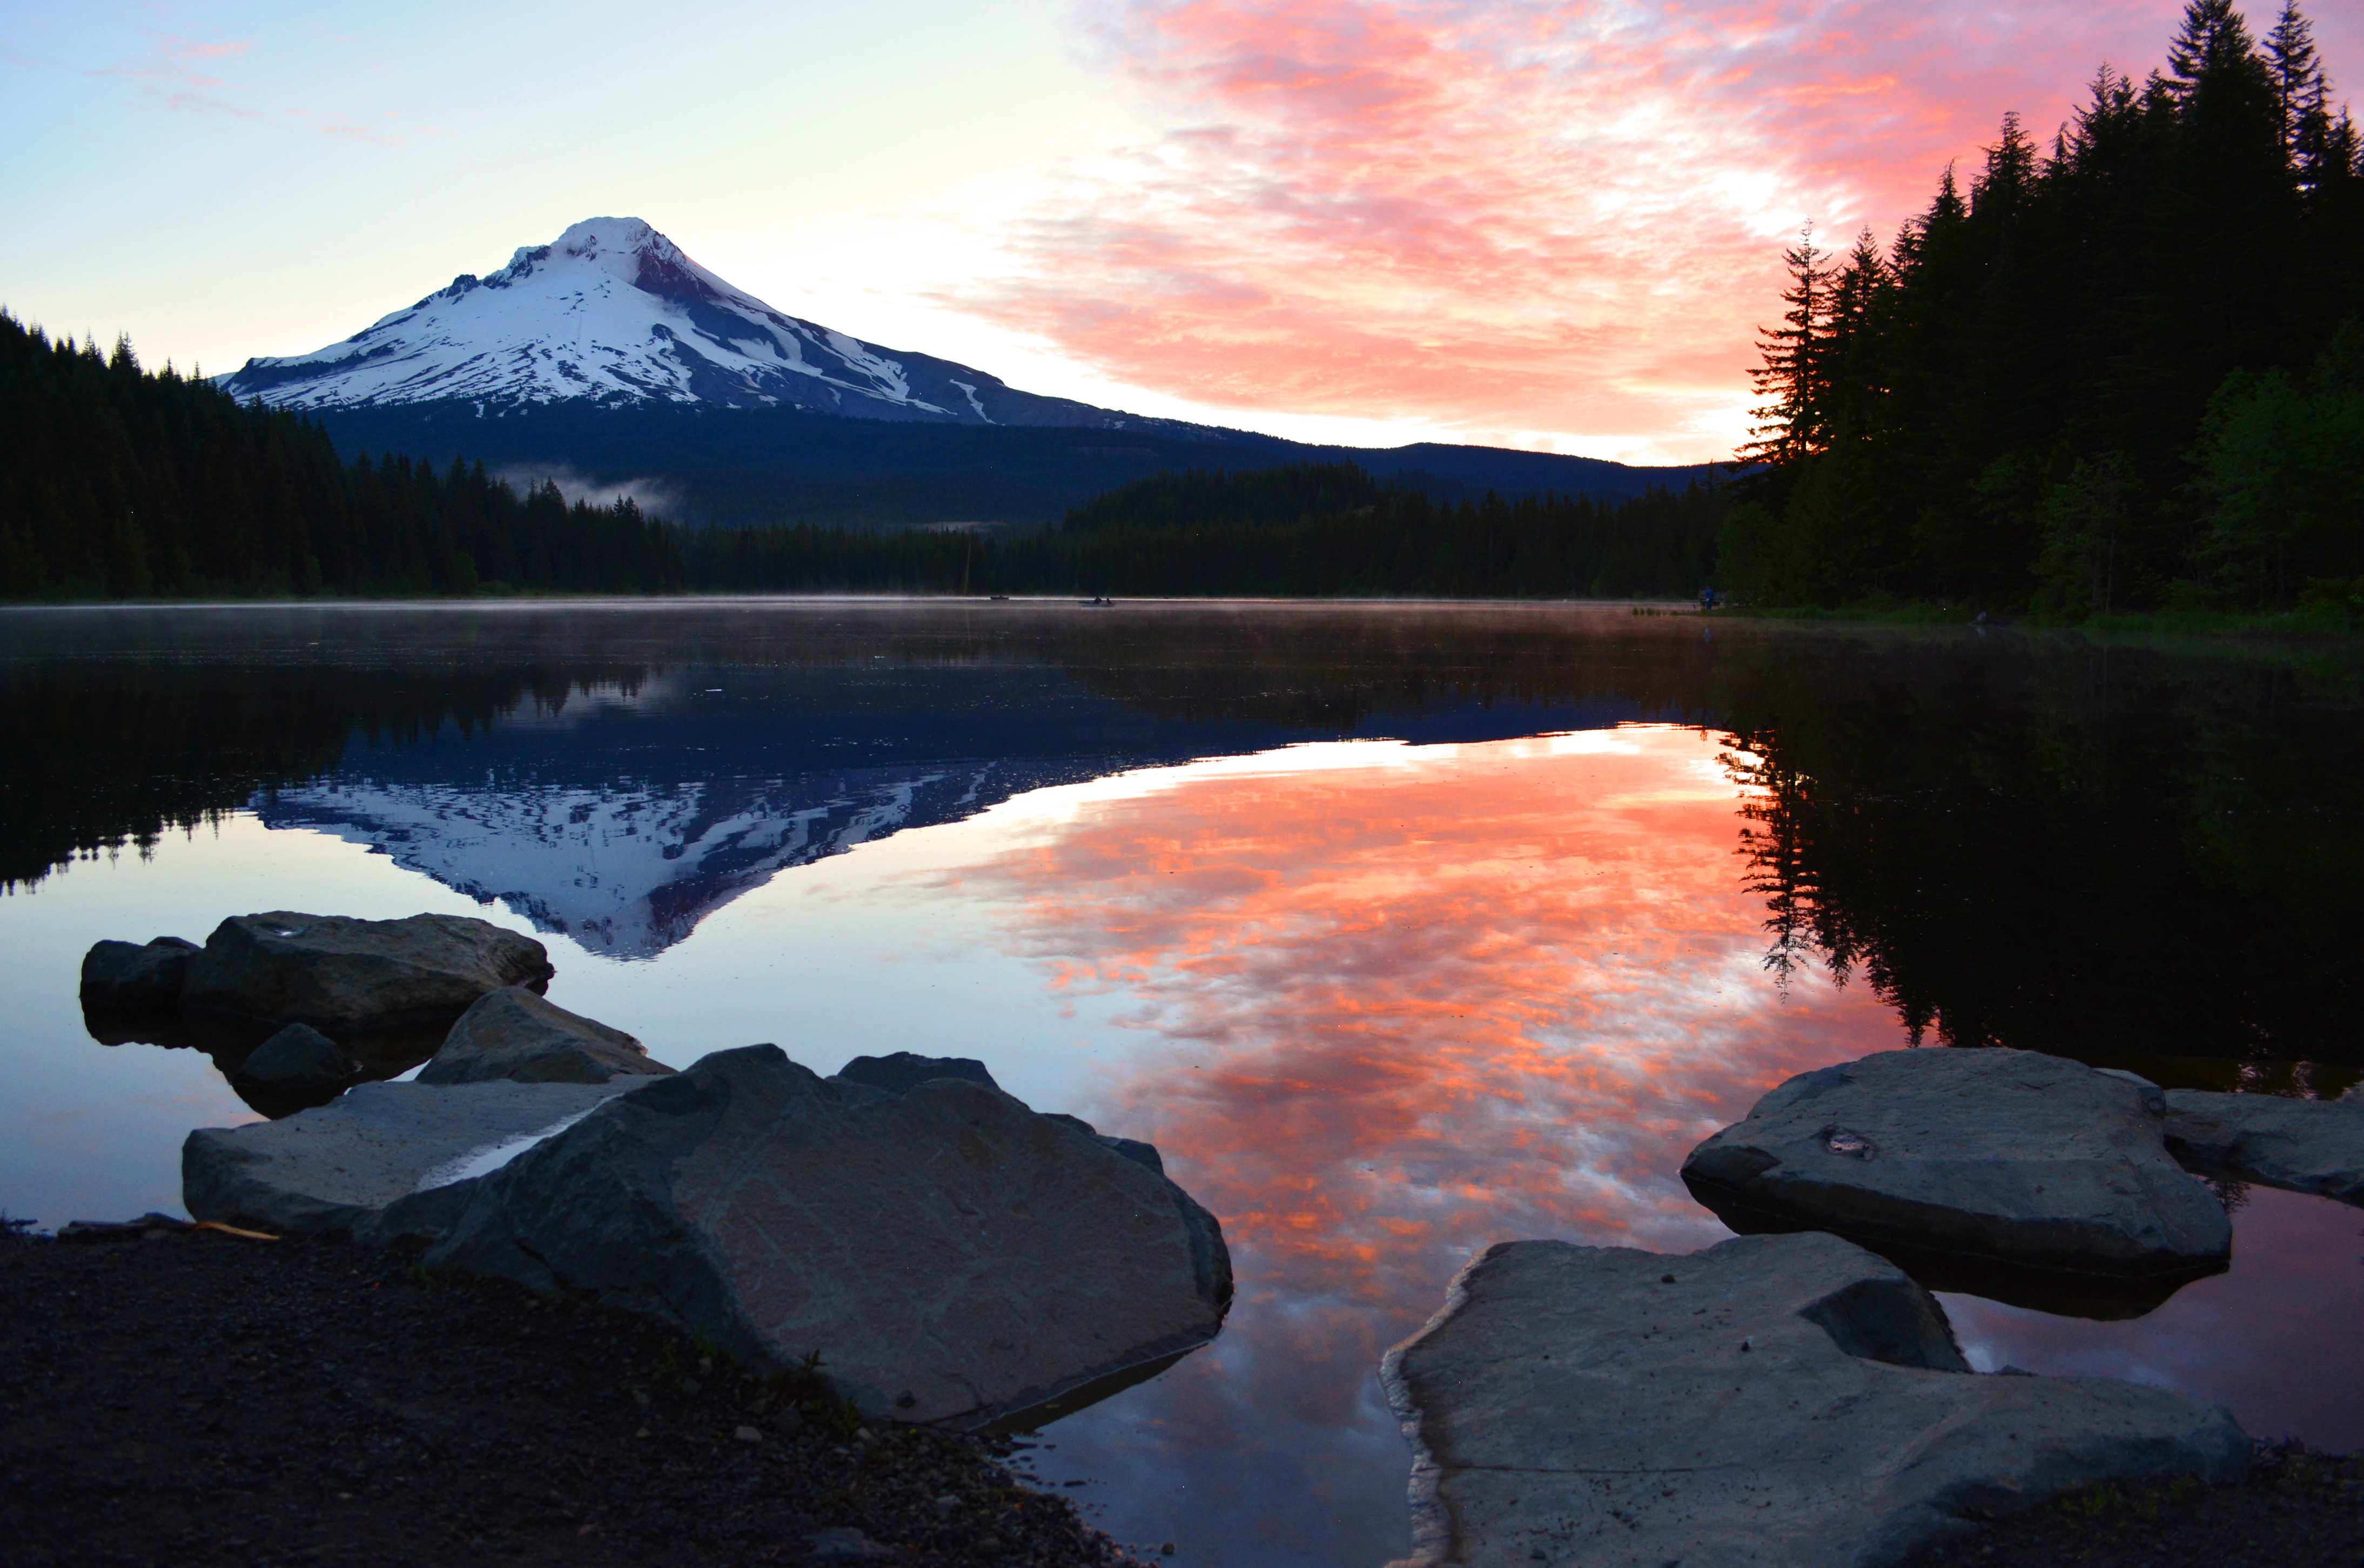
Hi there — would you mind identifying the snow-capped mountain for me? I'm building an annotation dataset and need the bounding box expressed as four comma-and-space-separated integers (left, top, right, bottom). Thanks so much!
218, 217, 1135, 427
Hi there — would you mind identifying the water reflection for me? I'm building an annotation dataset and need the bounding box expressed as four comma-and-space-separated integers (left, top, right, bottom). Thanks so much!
8, 604, 2358, 1073
1945, 1185, 2364, 1451
930, 729, 2363, 1564
4, 605, 2362, 1568
80, 1007, 447, 1119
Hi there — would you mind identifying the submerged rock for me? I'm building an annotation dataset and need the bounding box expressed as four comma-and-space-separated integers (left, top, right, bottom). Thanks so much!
2162, 1088, 2364, 1206
79, 936, 201, 1013
417, 987, 674, 1086
427, 1045, 1232, 1431
230, 1023, 357, 1098
1380, 1230, 2248, 1568
182, 911, 554, 1035
1680, 1048, 2231, 1315
183, 1079, 640, 1239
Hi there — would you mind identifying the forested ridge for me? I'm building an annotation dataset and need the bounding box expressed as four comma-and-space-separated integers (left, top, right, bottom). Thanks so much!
1727, 0, 2364, 615
0, 309, 1718, 600
0, 314, 683, 598
958, 463, 1720, 598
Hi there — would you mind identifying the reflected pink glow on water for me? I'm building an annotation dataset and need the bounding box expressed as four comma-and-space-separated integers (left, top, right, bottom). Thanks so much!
934, 726, 2364, 1565
958, 729, 1898, 1278
1945, 1187, 2364, 1453
944, 728, 1904, 1562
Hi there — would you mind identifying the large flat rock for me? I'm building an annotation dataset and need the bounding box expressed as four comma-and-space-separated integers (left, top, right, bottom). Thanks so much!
1380, 1231, 2248, 1568
417, 987, 674, 1086
183, 1079, 640, 1238
182, 911, 554, 1036
426, 1045, 1233, 1431
2162, 1088, 2364, 1206
1681, 1048, 2230, 1315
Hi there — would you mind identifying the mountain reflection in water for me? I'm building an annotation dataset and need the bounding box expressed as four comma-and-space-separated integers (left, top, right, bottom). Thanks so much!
2, 604, 2360, 1567
7, 603, 2358, 1074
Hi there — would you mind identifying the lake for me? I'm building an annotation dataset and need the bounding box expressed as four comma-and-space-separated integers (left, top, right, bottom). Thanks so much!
3, 601, 2360, 1567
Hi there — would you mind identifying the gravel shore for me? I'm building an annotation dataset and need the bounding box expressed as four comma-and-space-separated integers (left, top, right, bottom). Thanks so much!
1895, 1439, 2363, 1568
0, 1224, 1151, 1568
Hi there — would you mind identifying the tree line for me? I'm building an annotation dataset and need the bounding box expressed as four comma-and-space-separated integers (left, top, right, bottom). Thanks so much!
1, 310, 1721, 601
689, 465, 1722, 599
1727, 0, 2364, 615
0, 313, 682, 598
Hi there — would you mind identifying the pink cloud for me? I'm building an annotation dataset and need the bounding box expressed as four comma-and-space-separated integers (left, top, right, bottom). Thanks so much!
91, 33, 260, 118
83, 33, 408, 143
975, 0, 2360, 459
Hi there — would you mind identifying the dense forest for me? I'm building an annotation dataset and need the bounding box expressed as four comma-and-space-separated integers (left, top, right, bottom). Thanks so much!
0, 314, 682, 598
1727, 0, 2364, 614
689, 465, 1723, 598
0, 311, 1718, 600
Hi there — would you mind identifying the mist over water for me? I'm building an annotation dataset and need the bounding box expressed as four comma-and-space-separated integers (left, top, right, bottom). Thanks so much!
3, 602, 2359, 1567
488, 465, 687, 519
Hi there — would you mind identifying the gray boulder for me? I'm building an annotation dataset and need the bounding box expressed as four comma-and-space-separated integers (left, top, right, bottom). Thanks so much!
183, 1078, 640, 1239
183, 911, 554, 1035
417, 987, 675, 1086
1044, 1113, 1166, 1175
426, 1045, 1232, 1431
1379, 1230, 2248, 1568
231, 1022, 357, 1096
2162, 1088, 2364, 1206
835, 1051, 999, 1095
827, 1054, 1167, 1174
79, 936, 201, 1012
1681, 1048, 2231, 1315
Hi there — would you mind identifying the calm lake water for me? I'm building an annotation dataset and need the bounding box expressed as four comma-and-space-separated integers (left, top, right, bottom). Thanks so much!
4, 601, 2361, 1567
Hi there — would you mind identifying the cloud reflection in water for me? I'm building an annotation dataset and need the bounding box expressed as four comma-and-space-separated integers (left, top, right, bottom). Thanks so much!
944, 726, 1906, 1564
934, 723, 2362, 1565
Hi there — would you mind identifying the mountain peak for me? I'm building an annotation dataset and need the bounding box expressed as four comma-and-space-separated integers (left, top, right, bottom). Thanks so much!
216, 217, 1137, 430
501, 217, 686, 288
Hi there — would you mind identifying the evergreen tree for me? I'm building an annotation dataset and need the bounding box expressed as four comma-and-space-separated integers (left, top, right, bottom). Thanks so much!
1720, 0, 2360, 614
1740, 226, 1834, 469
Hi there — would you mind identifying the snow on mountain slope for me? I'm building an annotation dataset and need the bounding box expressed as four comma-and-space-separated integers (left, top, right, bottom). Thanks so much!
217, 217, 1135, 427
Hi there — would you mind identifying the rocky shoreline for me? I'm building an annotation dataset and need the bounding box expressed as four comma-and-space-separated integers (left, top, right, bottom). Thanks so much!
86, 912, 1234, 1437
8, 1222, 2357, 1568
0, 1222, 1156, 1568
51, 909, 2364, 1566
1381, 1048, 2364, 1566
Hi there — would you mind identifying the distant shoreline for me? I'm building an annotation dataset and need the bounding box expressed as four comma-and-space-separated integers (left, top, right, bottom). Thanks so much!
4, 594, 2356, 642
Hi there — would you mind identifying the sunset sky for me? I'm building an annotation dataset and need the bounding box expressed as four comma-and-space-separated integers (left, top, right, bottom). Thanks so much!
6, 1, 2358, 462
